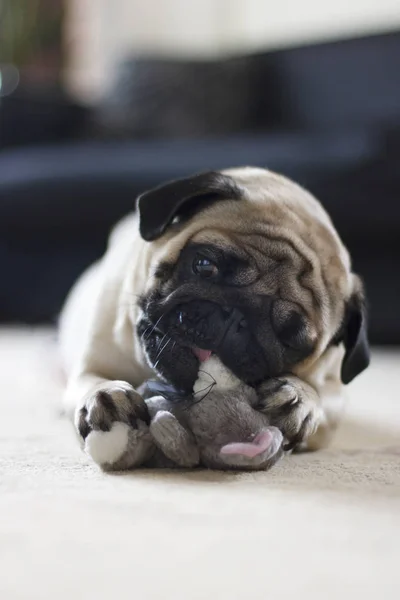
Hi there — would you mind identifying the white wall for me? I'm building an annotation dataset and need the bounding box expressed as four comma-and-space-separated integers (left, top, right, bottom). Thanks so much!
224, 0, 400, 51
65, 0, 400, 102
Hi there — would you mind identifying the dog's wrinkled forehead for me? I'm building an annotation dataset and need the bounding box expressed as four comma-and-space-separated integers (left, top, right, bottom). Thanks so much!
139, 168, 352, 311
138, 167, 349, 271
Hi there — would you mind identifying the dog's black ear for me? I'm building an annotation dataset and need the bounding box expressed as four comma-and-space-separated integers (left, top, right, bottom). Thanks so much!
137, 171, 243, 241
341, 278, 370, 384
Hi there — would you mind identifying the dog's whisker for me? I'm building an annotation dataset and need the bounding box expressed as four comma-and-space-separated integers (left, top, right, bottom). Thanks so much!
155, 331, 169, 355
155, 335, 171, 361
153, 336, 173, 369
140, 324, 154, 340
144, 314, 165, 341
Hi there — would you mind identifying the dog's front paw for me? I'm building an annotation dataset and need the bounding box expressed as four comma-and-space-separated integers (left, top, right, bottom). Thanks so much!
256, 376, 322, 451
75, 381, 151, 469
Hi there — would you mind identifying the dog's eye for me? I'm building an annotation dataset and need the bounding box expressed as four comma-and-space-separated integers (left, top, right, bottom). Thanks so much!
192, 256, 219, 279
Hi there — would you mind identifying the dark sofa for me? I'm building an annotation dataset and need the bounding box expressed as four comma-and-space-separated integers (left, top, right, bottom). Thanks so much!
1, 31, 399, 343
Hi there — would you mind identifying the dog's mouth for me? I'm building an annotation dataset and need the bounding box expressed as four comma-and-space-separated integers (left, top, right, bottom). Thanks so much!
191, 347, 213, 363
167, 302, 243, 368
138, 298, 270, 389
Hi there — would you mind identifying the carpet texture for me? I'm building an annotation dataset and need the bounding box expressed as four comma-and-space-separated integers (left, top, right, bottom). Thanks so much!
0, 328, 399, 599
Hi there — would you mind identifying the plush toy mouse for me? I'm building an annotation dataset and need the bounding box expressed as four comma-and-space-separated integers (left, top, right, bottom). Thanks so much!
85, 357, 283, 471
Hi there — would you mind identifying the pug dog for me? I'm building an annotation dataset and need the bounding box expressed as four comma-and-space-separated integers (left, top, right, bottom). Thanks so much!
59, 167, 369, 468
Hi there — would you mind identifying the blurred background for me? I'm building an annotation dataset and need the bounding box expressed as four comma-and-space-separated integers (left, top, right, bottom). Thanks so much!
1, 0, 399, 344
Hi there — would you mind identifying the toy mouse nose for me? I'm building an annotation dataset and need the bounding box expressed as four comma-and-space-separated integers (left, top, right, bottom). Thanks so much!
220, 430, 273, 458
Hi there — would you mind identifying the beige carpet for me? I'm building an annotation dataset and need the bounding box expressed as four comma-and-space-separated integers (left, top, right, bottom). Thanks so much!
0, 328, 399, 600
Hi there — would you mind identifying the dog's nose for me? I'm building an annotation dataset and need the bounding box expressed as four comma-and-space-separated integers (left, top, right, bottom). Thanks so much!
215, 307, 248, 348
174, 302, 249, 350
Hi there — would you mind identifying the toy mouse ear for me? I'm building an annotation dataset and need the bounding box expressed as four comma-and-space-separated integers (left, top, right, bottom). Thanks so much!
137, 171, 243, 241
340, 277, 370, 384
